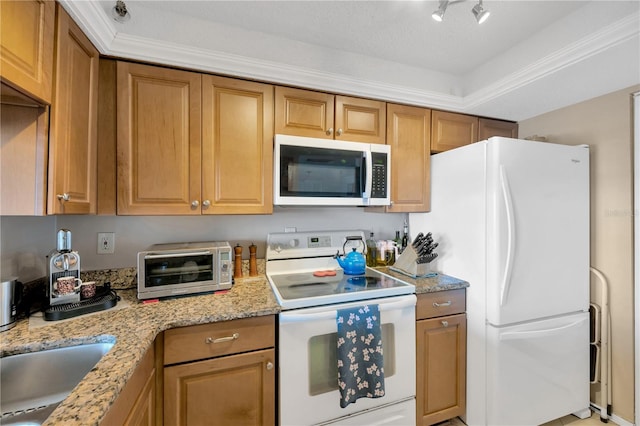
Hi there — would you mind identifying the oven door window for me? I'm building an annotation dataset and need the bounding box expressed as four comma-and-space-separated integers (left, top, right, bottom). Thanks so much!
144, 254, 213, 287
279, 145, 364, 198
308, 323, 396, 396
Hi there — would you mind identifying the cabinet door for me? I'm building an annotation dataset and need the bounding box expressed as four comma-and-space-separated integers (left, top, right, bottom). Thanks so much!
0, 0, 54, 104
202, 76, 273, 214
416, 313, 466, 426
124, 369, 156, 426
478, 117, 518, 141
274, 86, 334, 139
117, 62, 202, 215
385, 103, 431, 212
335, 95, 386, 144
431, 111, 478, 153
164, 349, 276, 426
101, 346, 156, 426
47, 5, 99, 214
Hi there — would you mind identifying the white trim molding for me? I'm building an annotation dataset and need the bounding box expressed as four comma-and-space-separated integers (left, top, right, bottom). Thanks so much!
57, 1, 639, 121
633, 91, 639, 426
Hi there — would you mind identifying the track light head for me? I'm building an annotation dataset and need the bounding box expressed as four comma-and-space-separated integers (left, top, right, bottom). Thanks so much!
472, 0, 490, 24
431, 0, 449, 22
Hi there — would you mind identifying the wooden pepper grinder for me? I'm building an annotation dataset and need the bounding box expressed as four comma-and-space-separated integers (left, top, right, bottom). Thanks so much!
249, 243, 258, 276
234, 244, 243, 278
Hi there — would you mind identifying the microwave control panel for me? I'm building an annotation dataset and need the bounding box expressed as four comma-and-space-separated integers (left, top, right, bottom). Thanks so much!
371, 152, 388, 198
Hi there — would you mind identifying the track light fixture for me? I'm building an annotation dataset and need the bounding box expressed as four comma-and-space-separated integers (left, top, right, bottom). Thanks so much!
111, 0, 131, 23
431, 0, 448, 22
472, 0, 490, 24
431, 0, 490, 24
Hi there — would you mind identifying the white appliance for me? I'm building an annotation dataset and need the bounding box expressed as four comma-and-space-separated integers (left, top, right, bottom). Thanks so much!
266, 230, 416, 425
409, 137, 591, 425
274, 134, 391, 206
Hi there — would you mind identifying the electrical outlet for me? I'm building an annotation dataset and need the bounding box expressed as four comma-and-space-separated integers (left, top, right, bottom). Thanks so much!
97, 232, 115, 254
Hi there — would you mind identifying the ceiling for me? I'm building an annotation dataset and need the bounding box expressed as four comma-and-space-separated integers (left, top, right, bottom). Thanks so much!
61, 0, 640, 122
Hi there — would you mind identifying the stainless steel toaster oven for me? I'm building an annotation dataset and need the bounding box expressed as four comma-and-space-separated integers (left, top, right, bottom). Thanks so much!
137, 242, 232, 300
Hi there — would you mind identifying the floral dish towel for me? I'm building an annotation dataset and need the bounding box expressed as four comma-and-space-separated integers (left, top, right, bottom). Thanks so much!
336, 304, 385, 408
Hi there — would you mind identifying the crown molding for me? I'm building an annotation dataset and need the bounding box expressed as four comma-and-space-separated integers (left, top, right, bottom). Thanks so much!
108, 32, 463, 111
58, 0, 117, 53
63, 2, 638, 118
462, 13, 640, 112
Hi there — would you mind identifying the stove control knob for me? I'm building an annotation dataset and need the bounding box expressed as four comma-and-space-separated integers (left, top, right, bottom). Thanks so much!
288, 239, 299, 248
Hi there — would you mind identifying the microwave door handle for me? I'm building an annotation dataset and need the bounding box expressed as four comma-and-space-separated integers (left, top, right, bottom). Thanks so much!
362, 151, 373, 203
145, 251, 212, 259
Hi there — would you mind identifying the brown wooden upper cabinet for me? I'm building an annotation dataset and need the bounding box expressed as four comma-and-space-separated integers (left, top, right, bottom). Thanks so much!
0, 0, 55, 104
384, 103, 432, 212
202, 75, 273, 215
117, 62, 203, 215
431, 110, 479, 153
478, 117, 518, 140
275, 86, 386, 144
117, 62, 274, 215
47, 4, 99, 214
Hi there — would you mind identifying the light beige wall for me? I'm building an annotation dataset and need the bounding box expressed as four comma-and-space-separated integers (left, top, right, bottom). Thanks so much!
519, 85, 639, 423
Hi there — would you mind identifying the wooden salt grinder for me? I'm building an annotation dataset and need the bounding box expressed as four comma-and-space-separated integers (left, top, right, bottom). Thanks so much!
234, 244, 243, 278
249, 243, 258, 276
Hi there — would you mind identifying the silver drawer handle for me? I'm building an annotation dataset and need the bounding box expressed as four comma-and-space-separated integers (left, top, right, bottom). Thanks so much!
57, 193, 70, 202
205, 333, 239, 344
441, 320, 449, 327
433, 301, 452, 307
266, 361, 274, 370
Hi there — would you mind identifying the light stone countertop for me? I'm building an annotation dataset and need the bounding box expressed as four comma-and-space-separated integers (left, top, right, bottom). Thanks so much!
374, 267, 470, 293
0, 266, 467, 426
0, 275, 279, 426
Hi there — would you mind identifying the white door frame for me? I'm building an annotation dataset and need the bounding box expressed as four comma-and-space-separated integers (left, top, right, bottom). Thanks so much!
633, 91, 639, 426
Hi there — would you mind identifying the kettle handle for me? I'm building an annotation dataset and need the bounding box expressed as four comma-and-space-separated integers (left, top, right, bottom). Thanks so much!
343, 236, 366, 254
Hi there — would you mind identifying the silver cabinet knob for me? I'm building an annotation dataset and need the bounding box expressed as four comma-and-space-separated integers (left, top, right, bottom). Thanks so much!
191, 200, 200, 208
326, 127, 333, 136
336, 128, 343, 136
57, 193, 70, 202
441, 320, 449, 327
202, 200, 211, 208
266, 361, 274, 370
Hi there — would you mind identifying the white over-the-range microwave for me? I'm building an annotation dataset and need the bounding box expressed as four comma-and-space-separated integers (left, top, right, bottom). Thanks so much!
274, 134, 391, 207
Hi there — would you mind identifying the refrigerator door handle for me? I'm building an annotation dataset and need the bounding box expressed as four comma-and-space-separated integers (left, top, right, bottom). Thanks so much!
499, 165, 516, 307
498, 317, 588, 341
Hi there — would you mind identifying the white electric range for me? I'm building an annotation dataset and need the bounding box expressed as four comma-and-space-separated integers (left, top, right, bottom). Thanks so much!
266, 230, 417, 426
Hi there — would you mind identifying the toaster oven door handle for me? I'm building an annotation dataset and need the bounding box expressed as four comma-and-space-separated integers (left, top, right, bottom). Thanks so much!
145, 251, 212, 259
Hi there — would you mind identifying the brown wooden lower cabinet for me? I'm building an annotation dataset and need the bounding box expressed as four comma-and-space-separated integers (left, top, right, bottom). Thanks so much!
164, 348, 275, 426
162, 316, 276, 426
416, 290, 467, 426
101, 345, 156, 426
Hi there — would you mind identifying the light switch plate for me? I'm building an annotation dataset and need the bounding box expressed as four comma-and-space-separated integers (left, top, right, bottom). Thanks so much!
97, 232, 115, 254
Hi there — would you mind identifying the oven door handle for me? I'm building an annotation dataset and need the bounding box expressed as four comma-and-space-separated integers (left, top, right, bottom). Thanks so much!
279, 295, 416, 323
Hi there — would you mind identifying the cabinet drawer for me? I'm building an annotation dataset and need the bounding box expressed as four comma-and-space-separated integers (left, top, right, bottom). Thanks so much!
164, 315, 275, 365
416, 289, 466, 320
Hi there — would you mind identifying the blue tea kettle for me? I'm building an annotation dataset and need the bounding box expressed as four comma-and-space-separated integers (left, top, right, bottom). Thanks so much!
334, 237, 366, 275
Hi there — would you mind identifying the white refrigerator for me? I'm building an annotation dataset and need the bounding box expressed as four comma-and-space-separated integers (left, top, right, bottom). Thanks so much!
409, 137, 591, 426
